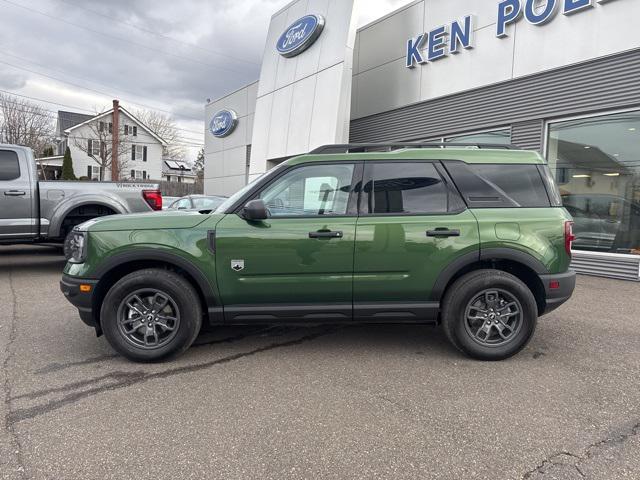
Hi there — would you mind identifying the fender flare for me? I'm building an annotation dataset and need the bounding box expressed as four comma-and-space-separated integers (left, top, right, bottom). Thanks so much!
430, 248, 549, 301
92, 249, 219, 308
49, 195, 127, 237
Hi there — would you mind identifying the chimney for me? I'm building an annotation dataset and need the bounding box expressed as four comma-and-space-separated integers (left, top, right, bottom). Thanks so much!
111, 99, 120, 181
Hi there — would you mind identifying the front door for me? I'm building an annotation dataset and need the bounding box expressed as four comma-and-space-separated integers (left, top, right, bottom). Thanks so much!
216, 162, 361, 322
0, 148, 34, 239
353, 161, 479, 321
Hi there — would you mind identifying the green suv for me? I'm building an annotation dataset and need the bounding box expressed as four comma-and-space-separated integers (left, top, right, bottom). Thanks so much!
61, 144, 576, 362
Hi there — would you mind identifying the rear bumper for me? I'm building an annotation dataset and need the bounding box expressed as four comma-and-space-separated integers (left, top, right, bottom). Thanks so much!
540, 270, 576, 315
60, 275, 99, 328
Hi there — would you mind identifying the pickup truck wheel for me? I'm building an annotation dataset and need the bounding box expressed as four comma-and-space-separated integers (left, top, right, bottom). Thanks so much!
100, 269, 202, 362
441, 270, 537, 361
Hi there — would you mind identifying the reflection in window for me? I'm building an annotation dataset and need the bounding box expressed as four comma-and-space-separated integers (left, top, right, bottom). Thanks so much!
445, 129, 512, 145
364, 163, 448, 214
547, 110, 640, 255
260, 164, 354, 217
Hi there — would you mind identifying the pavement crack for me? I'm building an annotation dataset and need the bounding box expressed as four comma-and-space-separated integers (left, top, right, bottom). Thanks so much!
33, 327, 276, 375
521, 421, 640, 479
2, 269, 27, 479
8, 327, 337, 425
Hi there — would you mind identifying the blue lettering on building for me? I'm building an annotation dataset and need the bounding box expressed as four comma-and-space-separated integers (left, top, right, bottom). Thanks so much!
405, 16, 475, 68
406, 0, 616, 68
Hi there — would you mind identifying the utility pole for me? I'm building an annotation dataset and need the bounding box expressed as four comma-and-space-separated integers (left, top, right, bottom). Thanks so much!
111, 99, 120, 181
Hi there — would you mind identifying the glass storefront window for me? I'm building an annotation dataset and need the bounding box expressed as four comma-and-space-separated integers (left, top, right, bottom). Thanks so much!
419, 128, 512, 146
547, 110, 640, 255
445, 129, 512, 145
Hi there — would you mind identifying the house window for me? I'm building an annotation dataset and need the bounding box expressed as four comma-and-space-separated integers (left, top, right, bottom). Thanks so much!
133, 126, 138, 137
89, 166, 100, 180
124, 124, 129, 135
99, 121, 105, 132
88, 139, 100, 156
108, 122, 113, 134
130, 169, 147, 180
131, 145, 144, 161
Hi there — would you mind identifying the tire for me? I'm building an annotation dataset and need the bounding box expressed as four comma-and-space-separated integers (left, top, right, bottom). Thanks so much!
441, 269, 538, 361
100, 269, 202, 362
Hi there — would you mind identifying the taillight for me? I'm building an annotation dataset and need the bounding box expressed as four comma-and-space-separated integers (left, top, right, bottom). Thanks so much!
143, 190, 162, 211
564, 221, 575, 256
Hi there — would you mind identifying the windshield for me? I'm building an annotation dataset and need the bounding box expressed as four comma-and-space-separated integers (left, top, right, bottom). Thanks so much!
192, 196, 226, 210
214, 165, 285, 213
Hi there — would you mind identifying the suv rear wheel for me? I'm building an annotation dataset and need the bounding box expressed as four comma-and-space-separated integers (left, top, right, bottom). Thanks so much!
100, 269, 202, 362
441, 270, 537, 361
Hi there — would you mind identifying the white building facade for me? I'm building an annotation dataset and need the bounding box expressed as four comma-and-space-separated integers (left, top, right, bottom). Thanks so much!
205, 0, 640, 280
57, 105, 166, 181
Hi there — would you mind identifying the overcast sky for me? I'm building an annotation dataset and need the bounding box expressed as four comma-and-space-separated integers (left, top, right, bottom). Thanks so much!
0, 0, 408, 160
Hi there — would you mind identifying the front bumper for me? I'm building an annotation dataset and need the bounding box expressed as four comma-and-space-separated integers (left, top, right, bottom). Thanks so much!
539, 270, 577, 315
60, 275, 99, 328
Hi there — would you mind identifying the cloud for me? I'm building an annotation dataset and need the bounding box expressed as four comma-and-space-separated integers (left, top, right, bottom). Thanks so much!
0, 71, 27, 90
0, 0, 412, 159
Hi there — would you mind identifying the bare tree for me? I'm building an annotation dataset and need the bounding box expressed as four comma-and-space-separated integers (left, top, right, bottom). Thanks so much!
135, 109, 186, 160
0, 92, 55, 156
73, 115, 130, 181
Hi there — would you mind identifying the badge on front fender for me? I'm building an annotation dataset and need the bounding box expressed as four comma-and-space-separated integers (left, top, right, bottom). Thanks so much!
231, 260, 245, 272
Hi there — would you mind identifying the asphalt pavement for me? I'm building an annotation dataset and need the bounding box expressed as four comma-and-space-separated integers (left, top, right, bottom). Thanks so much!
0, 244, 639, 480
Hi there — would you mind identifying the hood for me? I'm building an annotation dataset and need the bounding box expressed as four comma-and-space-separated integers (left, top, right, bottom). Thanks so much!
82, 210, 215, 232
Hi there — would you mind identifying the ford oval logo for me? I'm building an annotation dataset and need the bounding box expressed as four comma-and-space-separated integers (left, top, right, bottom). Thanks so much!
276, 14, 325, 58
209, 110, 238, 138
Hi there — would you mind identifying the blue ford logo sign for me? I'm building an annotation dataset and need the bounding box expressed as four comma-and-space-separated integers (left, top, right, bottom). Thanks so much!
276, 14, 325, 58
209, 110, 238, 138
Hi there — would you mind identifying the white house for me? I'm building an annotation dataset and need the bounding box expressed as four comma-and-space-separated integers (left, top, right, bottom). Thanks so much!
56, 101, 167, 181
162, 159, 197, 184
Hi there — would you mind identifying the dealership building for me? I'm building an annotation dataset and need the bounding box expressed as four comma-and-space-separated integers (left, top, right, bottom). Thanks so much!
204, 0, 640, 281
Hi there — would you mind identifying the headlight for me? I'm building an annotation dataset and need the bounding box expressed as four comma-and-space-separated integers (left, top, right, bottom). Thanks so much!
66, 230, 88, 264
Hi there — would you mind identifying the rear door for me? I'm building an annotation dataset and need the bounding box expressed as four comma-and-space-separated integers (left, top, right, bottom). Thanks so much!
353, 161, 479, 321
0, 148, 34, 239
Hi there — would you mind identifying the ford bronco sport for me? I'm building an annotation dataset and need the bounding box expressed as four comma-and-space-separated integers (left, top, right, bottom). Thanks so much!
61, 143, 576, 362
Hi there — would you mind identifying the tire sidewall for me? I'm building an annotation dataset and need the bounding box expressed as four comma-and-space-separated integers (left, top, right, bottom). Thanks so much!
445, 272, 538, 360
100, 270, 201, 362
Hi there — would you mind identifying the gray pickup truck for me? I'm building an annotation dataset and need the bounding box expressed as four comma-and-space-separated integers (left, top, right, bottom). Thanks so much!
0, 144, 162, 245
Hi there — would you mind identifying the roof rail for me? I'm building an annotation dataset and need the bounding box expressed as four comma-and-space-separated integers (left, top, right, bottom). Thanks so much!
309, 142, 522, 155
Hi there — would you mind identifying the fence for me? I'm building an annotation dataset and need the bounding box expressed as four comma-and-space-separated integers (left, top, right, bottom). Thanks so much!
119, 179, 203, 197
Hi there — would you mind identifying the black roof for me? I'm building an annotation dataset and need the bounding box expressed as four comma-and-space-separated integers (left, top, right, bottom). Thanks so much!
57, 110, 94, 135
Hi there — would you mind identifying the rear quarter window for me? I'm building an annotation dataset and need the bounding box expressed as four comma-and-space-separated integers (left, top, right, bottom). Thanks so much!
445, 162, 551, 208
0, 150, 21, 181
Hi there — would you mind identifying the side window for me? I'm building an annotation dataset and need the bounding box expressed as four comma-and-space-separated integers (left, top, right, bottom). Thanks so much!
0, 150, 21, 181
259, 164, 355, 217
446, 163, 551, 208
173, 198, 191, 210
362, 162, 449, 215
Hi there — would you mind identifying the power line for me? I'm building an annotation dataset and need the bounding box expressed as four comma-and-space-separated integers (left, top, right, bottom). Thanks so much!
0, 93, 204, 143
51, 0, 260, 67
0, 0, 252, 76
0, 49, 205, 130
0, 59, 205, 124
1, 100, 204, 147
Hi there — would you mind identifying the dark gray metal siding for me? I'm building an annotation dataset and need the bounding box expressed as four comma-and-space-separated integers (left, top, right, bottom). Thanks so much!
511, 120, 544, 151
350, 48, 640, 150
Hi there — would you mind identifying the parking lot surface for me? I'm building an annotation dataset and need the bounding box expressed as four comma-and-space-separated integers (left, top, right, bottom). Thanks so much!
1, 245, 639, 480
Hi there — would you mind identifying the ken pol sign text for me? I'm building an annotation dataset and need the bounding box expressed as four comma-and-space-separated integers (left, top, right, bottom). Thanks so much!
406, 0, 617, 68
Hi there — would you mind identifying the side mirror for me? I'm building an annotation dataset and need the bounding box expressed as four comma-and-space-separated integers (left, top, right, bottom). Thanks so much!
242, 199, 269, 221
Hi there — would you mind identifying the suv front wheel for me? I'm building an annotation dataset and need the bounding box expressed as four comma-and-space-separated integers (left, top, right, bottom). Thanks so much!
100, 269, 202, 362
441, 270, 538, 361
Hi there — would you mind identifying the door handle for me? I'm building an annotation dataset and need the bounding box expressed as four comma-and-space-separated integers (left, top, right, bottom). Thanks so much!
426, 228, 460, 238
4, 190, 26, 196
309, 230, 343, 239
